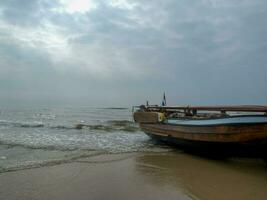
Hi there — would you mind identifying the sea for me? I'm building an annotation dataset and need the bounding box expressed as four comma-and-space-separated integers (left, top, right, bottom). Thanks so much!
0, 106, 168, 173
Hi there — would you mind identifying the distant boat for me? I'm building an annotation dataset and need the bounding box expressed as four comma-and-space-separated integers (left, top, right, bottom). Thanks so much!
133, 105, 267, 156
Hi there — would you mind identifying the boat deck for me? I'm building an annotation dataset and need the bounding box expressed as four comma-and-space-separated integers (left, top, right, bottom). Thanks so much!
167, 115, 267, 126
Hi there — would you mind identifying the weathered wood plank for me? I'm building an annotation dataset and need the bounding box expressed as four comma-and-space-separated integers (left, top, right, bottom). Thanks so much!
140, 123, 267, 143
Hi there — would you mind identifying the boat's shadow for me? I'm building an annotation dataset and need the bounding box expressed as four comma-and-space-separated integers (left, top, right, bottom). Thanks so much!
149, 138, 267, 160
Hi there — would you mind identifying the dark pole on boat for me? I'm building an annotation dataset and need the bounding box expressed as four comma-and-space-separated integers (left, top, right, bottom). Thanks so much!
162, 92, 166, 106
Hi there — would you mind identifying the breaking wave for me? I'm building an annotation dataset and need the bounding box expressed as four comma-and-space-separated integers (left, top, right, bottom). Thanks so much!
50, 125, 74, 130
0, 107, 171, 174
0, 119, 139, 132
74, 120, 139, 132
0, 151, 105, 173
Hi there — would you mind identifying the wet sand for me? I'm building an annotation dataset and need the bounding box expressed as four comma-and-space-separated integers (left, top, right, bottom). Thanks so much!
1, 151, 267, 200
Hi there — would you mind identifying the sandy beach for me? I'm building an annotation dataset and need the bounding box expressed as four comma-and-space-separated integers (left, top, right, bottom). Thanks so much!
1, 151, 267, 200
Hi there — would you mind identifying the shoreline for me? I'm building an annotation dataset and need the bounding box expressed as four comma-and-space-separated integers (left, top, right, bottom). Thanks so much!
1, 151, 267, 200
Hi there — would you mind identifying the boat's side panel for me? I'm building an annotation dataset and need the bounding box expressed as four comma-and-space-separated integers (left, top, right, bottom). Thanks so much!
145, 132, 267, 157
140, 123, 267, 143
133, 112, 165, 123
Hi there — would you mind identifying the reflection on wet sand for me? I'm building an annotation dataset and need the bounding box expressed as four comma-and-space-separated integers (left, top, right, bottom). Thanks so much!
136, 151, 267, 200
1, 151, 267, 200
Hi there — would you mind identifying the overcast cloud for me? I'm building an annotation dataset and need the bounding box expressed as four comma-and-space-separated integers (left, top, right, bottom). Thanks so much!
0, 0, 266, 107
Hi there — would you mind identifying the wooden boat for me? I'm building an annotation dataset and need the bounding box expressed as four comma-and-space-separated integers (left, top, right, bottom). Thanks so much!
133, 105, 267, 156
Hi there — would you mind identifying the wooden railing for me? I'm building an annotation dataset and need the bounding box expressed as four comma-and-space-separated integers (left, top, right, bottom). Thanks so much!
145, 105, 267, 113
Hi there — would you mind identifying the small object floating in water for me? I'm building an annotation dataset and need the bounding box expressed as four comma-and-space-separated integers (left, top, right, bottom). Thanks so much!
133, 104, 267, 156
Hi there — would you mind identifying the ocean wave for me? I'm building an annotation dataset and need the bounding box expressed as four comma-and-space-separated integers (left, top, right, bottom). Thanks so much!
0, 120, 44, 128
0, 147, 172, 174
0, 120, 14, 125
0, 119, 139, 132
99, 107, 129, 110
0, 151, 105, 173
33, 113, 56, 120
19, 123, 44, 128
0, 140, 80, 151
74, 120, 139, 132
50, 125, 74, 130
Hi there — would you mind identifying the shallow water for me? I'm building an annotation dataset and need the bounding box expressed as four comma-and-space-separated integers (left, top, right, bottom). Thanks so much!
0, 106, 169, 173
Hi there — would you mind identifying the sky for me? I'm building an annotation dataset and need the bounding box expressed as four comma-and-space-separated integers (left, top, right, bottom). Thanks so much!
0, 0, 266, 107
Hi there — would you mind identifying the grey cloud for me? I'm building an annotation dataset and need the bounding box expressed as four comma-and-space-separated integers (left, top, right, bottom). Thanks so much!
0, 0, 58, 27
0, 0, 266, 106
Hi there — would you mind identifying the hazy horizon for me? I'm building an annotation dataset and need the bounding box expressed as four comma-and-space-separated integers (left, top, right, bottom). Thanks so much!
1, 0, 267, 107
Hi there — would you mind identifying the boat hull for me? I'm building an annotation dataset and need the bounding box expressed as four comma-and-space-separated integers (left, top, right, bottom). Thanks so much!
141, 123, 267, 156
